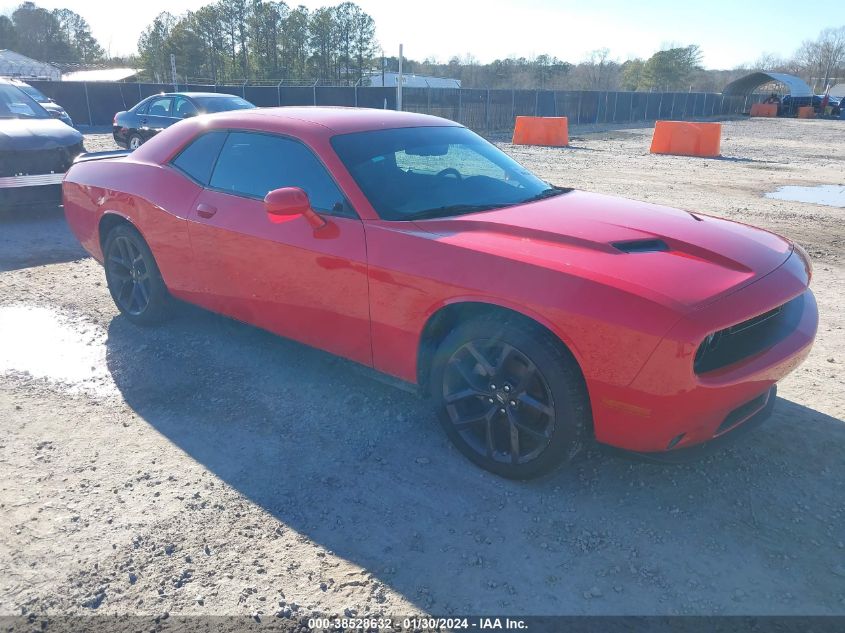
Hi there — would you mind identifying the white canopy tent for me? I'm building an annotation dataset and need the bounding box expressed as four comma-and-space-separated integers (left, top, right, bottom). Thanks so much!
0, 50, 61, 81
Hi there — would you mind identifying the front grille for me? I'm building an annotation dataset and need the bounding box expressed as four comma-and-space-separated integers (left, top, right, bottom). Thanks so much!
0, 142, 83, 178
694, 293, 805, 374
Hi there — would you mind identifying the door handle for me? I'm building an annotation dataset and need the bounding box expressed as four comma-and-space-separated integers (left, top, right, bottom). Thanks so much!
196, 203, 217, 219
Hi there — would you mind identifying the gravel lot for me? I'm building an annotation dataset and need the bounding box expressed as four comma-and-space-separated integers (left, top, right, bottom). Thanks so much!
1, 117, 843, 619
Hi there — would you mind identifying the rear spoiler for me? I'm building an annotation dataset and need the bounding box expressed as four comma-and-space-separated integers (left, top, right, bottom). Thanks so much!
73, 150, 130, 164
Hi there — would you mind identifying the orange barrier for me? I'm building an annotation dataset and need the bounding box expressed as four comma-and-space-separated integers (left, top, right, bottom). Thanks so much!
797, 106, 815, 119
649, 121, 721, 158
512, 116, 569, 146
749, 103, 778, 117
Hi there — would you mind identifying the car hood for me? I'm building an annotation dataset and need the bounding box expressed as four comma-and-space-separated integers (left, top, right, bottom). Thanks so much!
0, 118, 83, 150
411, 190, 793, 312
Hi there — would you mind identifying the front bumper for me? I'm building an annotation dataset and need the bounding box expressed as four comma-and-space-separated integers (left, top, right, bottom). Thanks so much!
591, 251, 818, 453
0, 183, 62, 209
626, 385, 777, 463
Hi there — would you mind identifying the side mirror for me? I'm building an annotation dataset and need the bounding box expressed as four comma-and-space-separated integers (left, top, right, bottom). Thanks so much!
264, 187, 326, 229
48, 110, 63, 119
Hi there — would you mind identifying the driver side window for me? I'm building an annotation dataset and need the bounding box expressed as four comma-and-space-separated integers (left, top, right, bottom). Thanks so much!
209, 131, 353, 216
147, 97, 172, 117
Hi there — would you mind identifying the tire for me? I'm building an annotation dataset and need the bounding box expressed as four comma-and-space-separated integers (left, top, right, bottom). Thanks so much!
128, 134, 143, 151
430, 313, 591, 479
103, 223, 172, 325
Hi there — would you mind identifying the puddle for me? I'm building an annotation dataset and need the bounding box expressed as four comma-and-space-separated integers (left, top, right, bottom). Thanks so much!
765, 184, 845, 208
0, 305, 117, 397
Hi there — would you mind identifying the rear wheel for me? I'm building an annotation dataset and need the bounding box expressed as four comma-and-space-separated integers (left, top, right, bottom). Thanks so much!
128, 134, 143, 150
103, 224, 172, 325
431, 314, 590, 479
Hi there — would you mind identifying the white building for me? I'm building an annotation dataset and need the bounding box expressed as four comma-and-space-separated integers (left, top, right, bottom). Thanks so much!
366, 71, 460, 88
61, 68, 140, 82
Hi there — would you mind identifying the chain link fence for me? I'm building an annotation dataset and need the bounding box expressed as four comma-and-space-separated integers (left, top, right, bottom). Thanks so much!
28, 80, 763, 130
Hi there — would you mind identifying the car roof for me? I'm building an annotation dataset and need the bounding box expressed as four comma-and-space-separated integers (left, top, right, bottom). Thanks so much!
132, 106, 462, 167
205, 106, 460, 135
154, 92, 243, 99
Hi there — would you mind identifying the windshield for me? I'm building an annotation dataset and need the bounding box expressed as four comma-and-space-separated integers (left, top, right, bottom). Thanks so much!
331, 126, 564, 220
16, 83, 49, 103
195, 96, 256, 113
0, 83, 50, 119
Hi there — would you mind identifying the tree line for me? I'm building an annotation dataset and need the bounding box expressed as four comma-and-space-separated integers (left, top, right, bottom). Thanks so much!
137, 1, 377, 85
0, 1, 104, 65
1, 1, 843, 94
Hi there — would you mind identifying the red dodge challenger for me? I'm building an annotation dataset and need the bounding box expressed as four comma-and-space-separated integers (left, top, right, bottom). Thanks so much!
63, 108, 818, 479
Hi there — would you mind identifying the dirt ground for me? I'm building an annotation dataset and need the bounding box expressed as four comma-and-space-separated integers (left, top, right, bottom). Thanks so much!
1, 117, 843, 620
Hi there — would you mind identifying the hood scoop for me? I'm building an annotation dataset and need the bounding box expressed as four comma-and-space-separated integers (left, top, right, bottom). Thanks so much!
612, 238, 669, 254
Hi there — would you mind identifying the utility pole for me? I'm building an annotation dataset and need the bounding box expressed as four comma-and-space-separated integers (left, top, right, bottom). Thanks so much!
397, 43, 403, 111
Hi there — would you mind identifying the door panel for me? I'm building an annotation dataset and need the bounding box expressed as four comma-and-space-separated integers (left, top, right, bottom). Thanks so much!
187, 188, 372, 366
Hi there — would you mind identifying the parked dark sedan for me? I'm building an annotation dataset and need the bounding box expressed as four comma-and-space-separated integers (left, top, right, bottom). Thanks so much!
8, 79, 74, 127
0, 78, 84, 210
113, 92, 255, 150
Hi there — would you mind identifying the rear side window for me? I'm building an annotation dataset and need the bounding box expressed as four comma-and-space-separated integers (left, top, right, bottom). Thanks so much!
171, 131, 228, 185
209, 131, 351, 215
133, 98, 151, 114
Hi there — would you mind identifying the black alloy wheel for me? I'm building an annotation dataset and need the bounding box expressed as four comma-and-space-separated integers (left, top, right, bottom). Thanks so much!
431, 314, 591, 479
443, 339, 556, 465
103, 224, 172, 325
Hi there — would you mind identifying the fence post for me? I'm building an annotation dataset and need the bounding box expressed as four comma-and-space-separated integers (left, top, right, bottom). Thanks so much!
485, 88, 491, 130
612, 92, 618, 123
576, 91, 581, 125
720, 94, 724, 116
657, 92, 663, 121
277, 79, 283, 106
534, 90, 538, 116
670, 93, 676, 119
427, 86, 432, 116
458, 88, 462, 123
137, 82, 142, 103
83, 82, 93, 126
313, 80, 318, 106
511, 89, 515, 120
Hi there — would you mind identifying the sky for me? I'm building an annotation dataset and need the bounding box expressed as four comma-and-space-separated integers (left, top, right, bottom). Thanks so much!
3, 0, 842, 69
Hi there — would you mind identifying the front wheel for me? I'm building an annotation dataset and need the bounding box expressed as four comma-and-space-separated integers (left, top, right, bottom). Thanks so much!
128, 134, 143, 150
431, 314, 591, 479
103, 224, 172, 325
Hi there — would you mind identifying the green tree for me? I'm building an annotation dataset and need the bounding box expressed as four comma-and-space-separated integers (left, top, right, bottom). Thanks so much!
138, 12, 175, 82
620, 58, 645, 90
280, 6, 310, 81
641, 45, 702, 90
350, 3, 376, 84
308, 7, 339, 81
11, 2, 74, 61
53, 8, 104, 63
0, 15, 19, 50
